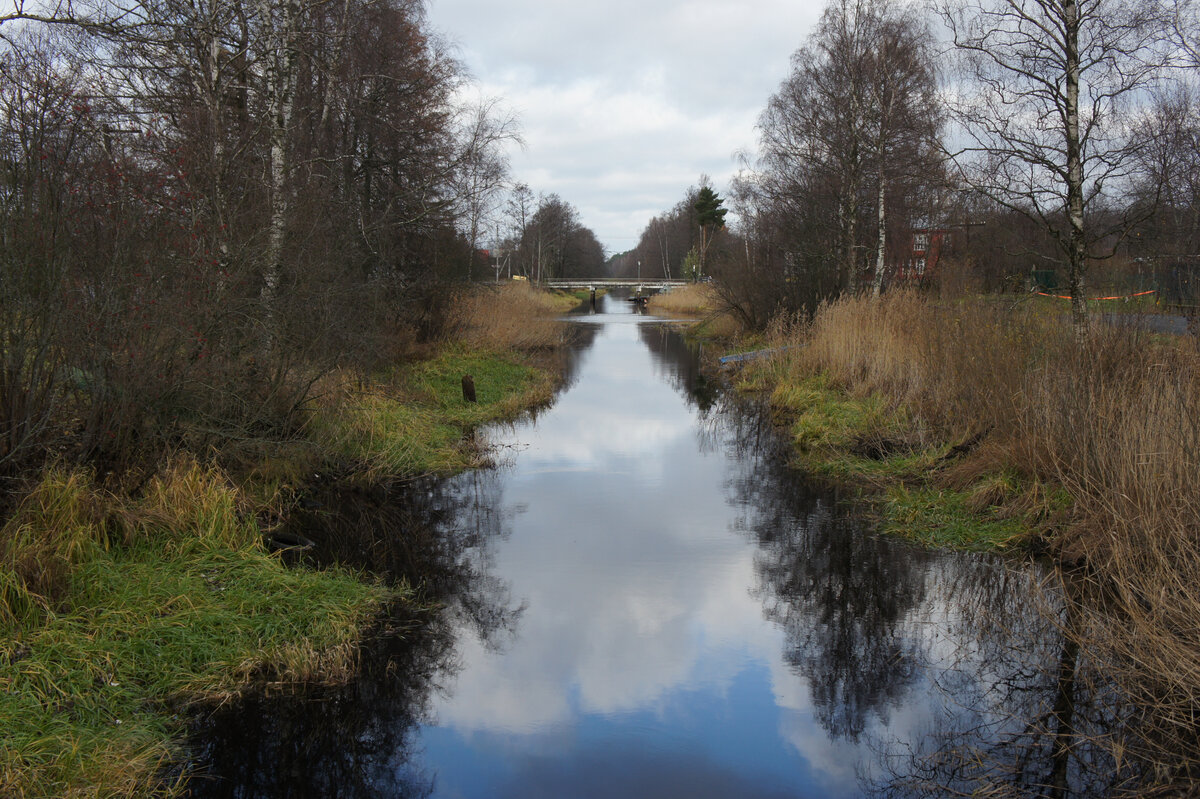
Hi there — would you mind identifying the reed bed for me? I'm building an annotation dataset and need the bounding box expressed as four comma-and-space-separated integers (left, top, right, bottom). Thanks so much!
754, 291, 1200, 789
646, 282, 720, 315
449, 281, 573, 351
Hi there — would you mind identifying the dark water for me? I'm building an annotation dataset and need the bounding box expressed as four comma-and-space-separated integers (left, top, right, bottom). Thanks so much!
186, 294, 1101, 798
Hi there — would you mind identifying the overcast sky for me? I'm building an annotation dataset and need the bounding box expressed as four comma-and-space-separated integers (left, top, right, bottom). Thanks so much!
426, 0, 827, 255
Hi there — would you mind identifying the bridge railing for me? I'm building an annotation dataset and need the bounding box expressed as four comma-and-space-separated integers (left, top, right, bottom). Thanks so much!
541, 278, 689, 289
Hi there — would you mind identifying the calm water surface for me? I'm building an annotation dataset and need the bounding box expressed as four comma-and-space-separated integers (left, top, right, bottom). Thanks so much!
188, 294, 1073, 798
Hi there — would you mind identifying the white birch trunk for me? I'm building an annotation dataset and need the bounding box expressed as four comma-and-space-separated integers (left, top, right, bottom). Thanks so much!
1063, 0, 1088, 337
257, 0, 299, 349
872, 164, 886, 297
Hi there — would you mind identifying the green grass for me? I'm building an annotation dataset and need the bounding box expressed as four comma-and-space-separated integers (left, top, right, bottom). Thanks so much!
880, 485, 1027, 551
406, 347, 553, 425
1, 467, 394, 798
1, 333, 568, 796
735, 367, 1035, 552
764, 373, 920, 476
311, 347, 557, 476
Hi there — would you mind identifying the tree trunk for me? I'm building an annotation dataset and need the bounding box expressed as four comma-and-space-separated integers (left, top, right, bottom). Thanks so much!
1048, 605, 1080, 799
840, 172, 860, 293
872, 160, 886, 297
658, 224, 671, 280
258, 0, 300, 352
1064, 0, 1088, 338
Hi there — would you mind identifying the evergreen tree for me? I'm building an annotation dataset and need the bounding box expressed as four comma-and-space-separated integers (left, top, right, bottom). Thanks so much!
694, 185, 727, 279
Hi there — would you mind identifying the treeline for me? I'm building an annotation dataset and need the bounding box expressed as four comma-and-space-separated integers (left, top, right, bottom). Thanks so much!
499, 188, 606, 281
612, 187, 703, 282
690, 0, 1200, 331
0, 1, 605, 481
613, 179, 730, 285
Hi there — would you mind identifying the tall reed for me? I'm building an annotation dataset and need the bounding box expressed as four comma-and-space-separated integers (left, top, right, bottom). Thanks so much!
773, 291, 1200, 787
448, 282, 572, 351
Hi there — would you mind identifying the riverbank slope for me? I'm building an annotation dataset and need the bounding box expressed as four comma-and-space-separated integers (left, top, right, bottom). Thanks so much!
0, 282, 579, 798
723, 290, 1200, 791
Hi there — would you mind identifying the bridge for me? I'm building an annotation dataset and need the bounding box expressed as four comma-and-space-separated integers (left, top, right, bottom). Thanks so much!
542, 278, 689, 290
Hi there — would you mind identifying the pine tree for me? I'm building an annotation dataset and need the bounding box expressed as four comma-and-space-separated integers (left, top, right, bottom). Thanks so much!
694, 186, 727, 280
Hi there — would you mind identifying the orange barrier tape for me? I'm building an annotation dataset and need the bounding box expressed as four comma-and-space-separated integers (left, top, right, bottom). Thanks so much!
1035, 289, 1158, 301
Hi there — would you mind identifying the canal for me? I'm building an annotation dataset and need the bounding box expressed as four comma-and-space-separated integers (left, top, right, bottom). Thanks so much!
187, 293, 1100, 797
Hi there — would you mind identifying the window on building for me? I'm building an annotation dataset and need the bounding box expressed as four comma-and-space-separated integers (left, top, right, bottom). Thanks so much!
915, 257, 927, 276
914, 232, 929, 252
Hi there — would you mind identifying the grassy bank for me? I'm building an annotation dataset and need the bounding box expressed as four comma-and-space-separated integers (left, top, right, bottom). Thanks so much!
731, 291, 1200, 787
735, 293, 1199, 555
646, 282, 718, 315
309, 347, 559, 476
1, 282, 573, 797
307, 283, 572, 476
1, 464, 394, 798
732, 364, 1048, 550
647, 283, 743, 340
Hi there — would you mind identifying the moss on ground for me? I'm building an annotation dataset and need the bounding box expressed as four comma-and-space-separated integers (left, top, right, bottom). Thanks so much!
735, 368, 1043, 552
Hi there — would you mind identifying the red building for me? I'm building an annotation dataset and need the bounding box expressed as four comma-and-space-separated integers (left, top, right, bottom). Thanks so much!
890, 228, 951, 284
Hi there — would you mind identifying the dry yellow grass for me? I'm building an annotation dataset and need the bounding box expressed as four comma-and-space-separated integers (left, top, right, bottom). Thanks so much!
646, 283, 719, 315
449, 282, 572, 351
757, 291, 1200, 788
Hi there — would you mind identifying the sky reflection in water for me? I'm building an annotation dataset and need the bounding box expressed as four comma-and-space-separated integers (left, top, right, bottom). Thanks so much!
413, 296, 948, 798
187, 294, 1062, 799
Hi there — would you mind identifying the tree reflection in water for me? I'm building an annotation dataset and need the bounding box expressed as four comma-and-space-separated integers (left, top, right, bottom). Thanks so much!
186, 318, 1148, 797
185, 472, 524, 798
186, 318, 605, 797
185, 603, 449, 798
638, 324, 720, 412
871, 565, 1142, 798
717, 399, 1135, 796
717, 401, 929, 742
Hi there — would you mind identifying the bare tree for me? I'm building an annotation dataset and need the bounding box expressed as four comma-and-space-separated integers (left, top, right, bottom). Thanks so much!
0, 33, 81, 472
940, 0, 1169, 333
761, 0, 875, 292
863, 5, 941, 296
625, 186, 706, 281
738, 0, 942, 321
759, 0, 941, 295
1129, 85, 1200, 257
504, 182, 534, 277
517, 194, 604, 281
0, 0, 480, 473
453, 96, 520, 280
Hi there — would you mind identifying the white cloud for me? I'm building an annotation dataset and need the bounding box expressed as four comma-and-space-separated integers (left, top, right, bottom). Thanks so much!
428, 0, 826, 252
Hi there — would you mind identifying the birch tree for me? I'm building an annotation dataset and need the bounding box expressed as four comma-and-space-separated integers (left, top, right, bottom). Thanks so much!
254, 0, 300, 338
760, 0, 880, 292
940, 0, 1168, 333
454, 97, 520, 280
864, 7, 941, 296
